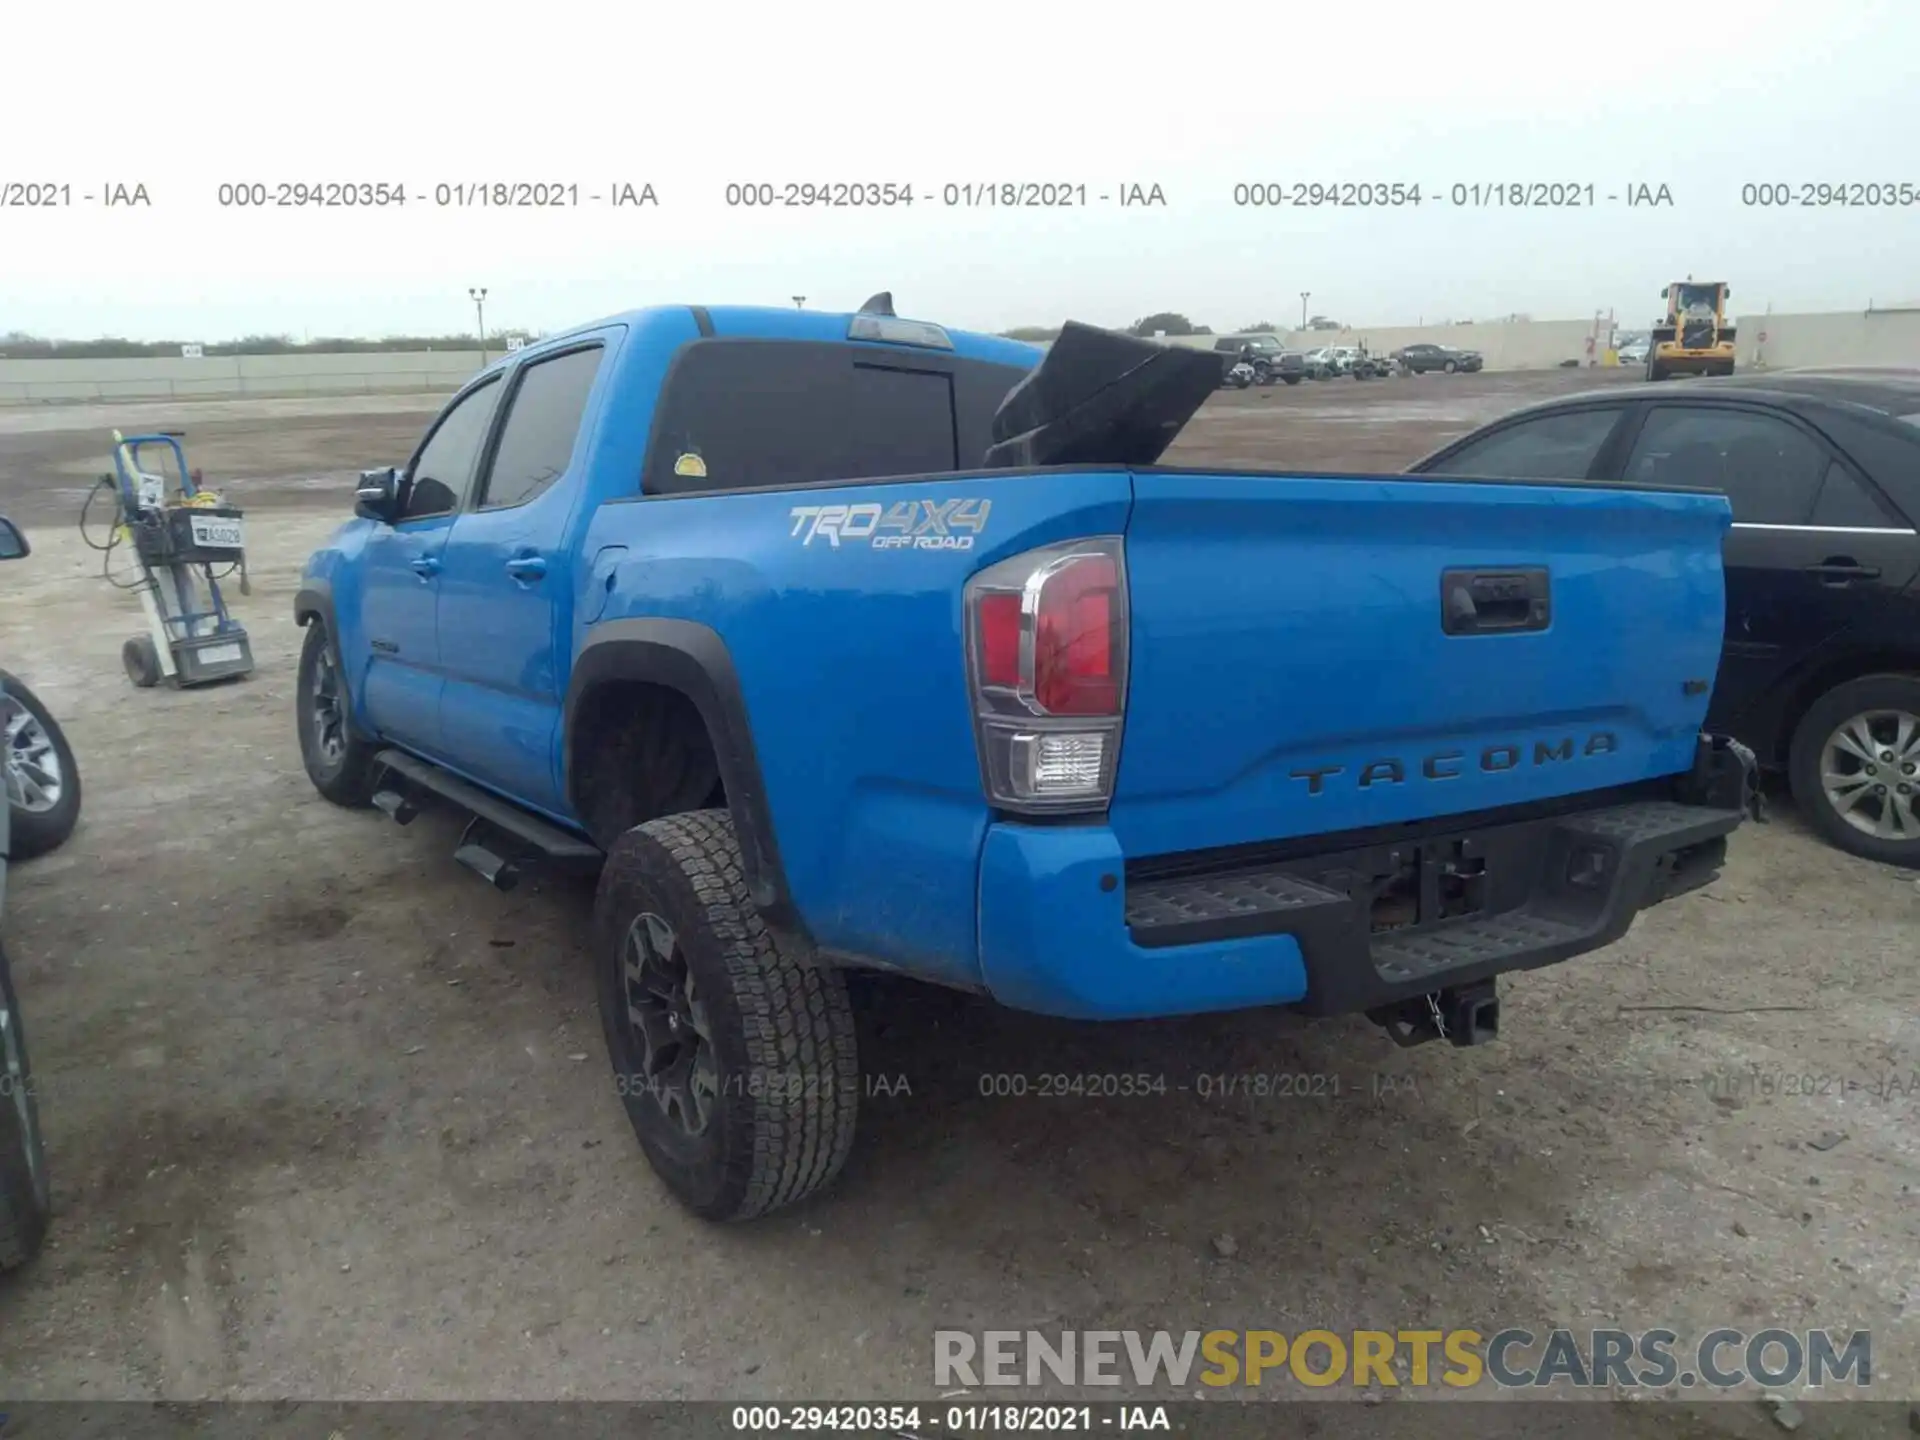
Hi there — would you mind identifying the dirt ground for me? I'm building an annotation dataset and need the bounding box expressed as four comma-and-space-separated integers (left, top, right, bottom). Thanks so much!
0, 371, 1914, 1415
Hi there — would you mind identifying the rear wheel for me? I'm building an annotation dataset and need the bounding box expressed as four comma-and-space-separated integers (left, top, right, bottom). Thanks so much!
595, 810, 859, 1220
296, 620, 381, 807
0, 940, 51, 1272
1788, 673, 1920, 868
1, 673, 80, 861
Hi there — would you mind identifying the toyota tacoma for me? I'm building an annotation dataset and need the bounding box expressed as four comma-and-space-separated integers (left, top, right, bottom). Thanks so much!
293, 297, 1760, 1221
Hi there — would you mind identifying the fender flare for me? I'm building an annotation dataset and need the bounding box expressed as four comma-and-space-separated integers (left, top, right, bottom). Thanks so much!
294, 580, 376, 739
293, 581, 336, 635
564, 619, 799, 933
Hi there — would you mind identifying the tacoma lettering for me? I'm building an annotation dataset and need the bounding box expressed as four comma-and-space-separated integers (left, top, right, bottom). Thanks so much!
1291, 733, 1618, 793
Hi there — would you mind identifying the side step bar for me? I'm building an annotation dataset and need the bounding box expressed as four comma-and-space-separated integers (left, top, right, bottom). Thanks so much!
371, 749, 604, 889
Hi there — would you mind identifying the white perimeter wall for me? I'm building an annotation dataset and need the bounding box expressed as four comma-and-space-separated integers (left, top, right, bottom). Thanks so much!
1734, 309, 1920, 369
0, 350, 487, 405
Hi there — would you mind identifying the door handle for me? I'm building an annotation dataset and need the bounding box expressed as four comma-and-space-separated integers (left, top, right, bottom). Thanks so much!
505, 554, 547, 582
1805, 558, 1880, 585
409, 554, 441, 579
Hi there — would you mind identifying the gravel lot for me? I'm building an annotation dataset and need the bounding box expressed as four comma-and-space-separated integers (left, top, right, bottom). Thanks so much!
0, 371, 1914, 1411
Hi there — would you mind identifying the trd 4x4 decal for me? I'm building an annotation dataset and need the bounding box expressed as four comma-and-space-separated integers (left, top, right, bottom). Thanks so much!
789, 498, 992, 551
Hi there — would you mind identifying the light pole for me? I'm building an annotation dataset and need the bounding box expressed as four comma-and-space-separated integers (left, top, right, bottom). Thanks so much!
1299, 292, 1310, 331
469, 287, 489, 364
793, 295, 806, 309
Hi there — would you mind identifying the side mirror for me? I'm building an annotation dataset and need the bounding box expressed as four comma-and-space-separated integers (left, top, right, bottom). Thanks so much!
354, 467, 401, 523
0, 516, 30, 560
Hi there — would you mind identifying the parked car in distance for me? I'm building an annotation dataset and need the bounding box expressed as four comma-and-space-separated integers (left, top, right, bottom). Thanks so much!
1347, 349, 1392, 380
1211, 336, 1305, 386
1617, 336, 1651, 365
1409, 369, 1920, 866
1397, 343, 1484, 374
1304, 346, 1358, 379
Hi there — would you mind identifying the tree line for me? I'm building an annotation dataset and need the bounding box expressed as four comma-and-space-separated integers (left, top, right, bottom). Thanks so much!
0, 331, 538, 360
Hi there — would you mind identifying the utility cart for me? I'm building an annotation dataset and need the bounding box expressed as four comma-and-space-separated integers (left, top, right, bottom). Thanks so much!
100, 430, 255, 688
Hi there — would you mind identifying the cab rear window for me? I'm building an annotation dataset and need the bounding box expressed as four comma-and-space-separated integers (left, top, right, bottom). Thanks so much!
643, 339, 1028, 495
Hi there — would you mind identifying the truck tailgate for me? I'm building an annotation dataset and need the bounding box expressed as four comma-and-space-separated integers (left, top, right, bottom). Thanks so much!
1110, 470, 1731, 857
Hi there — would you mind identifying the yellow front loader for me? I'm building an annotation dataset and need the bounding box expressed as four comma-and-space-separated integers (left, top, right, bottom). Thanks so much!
1647, 279, 1736, 380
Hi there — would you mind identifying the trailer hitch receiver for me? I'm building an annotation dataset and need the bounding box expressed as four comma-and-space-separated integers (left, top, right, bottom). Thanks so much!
1370, 979, 1500, 1048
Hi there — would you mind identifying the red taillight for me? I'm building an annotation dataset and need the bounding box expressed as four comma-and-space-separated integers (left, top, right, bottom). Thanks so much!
976, 591, 1023, 689
964, 538, 1127, 813
1033, 555, 1118, 715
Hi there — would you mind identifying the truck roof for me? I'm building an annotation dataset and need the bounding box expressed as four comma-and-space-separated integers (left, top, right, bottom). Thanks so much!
483, 304, 1044, 378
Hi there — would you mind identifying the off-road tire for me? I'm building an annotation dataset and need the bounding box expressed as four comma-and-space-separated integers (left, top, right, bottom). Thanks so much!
1, 672, 81, 861
594, 810, 859, 1221
0, 941, 51, 1271
122, 635, 163, 688
1788, 672, 1920, 868
296, 620, 382, 808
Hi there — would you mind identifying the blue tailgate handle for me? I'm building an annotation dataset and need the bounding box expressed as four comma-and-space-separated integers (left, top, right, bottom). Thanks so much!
1441, 567, 1551, 636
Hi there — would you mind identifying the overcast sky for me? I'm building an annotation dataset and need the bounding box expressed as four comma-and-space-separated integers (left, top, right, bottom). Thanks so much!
5, 0, 1915, 341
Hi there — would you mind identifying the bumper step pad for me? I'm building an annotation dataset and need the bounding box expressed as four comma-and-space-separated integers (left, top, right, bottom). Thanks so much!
1122, 796, 1744, 1015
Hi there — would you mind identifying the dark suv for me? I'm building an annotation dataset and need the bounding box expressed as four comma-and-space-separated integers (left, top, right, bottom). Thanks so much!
1397, 343, 1483, 374
1410, 370, 1920, 867
1213, 335, 1305, 386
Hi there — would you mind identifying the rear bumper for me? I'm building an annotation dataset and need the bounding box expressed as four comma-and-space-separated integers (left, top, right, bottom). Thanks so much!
975, 735, 1757, 1022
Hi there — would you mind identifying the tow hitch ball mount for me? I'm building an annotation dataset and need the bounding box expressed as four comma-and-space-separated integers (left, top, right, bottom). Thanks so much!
1370, 980, 1500, 1048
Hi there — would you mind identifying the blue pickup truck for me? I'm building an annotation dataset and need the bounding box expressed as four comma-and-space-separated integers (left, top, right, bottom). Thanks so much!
295, 299, 1759, 1220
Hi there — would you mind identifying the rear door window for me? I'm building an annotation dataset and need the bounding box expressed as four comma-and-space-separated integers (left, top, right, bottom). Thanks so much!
1423, 408, 1623, 481
1623, 407, 1829, 524
645, 340, 1027, 495
478, 345, 604, 510
1807, 460, 1899, 528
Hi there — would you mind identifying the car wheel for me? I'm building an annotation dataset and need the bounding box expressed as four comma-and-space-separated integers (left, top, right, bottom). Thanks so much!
595, 810, 859, 1221
0, 673, 80, 861
0, 940, 51, 1272
1283, 374, 1301, 385
1443, 360, 1457, 373
296, 619, 382, 807
1788, 674, 1920, 867
122, 635, 163, 689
